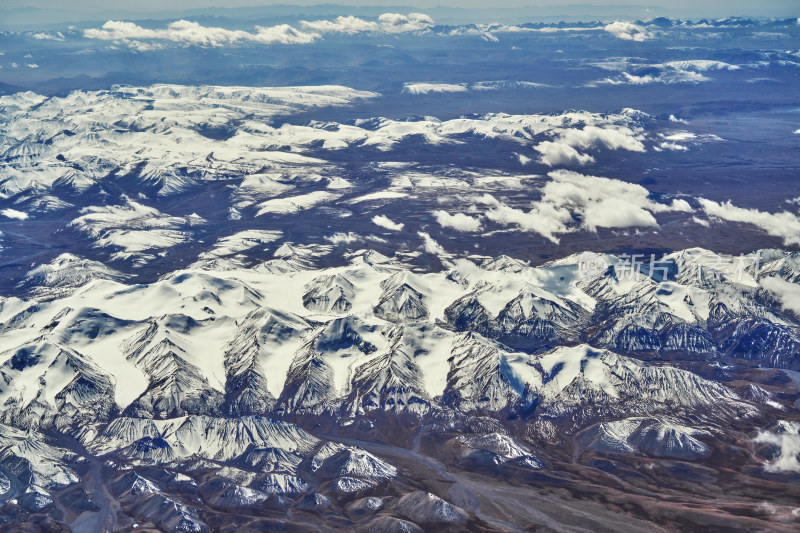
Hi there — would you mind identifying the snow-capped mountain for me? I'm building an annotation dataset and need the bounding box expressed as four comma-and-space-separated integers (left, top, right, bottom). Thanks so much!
0, 243, 797, 530
2, 247, 797, 429
0, 51, 798, 529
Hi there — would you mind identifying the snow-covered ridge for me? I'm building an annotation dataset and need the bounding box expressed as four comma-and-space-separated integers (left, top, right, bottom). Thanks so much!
0, 245, 796, 523
87, 415, 318, 461
5, 83, 797, 261
0, 84, 376, 204
579, 417, 712, 458
1, 246, 794, 429
0, 85, 651, 246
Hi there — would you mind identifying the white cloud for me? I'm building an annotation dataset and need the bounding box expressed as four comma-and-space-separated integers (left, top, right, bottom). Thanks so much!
754, 424, 800, 472
1, 208, 28, 220
372, 214, 404, 231
535, 141, 595, 167
658, 141, 689, 151
478, 170, 690, 242
669, 198, 693, 212
300, 13, 433, 35
483, 198, 572, 243
516, 153, 532, 165
85, 13, 433, 50
325, 232, 386, 245
84, 20, 320, 46
761, 277, 800, 315
378, 13, 434, 33
698, 198, 800, 246
758, 501, 778, 515
300, 15, 380, 34
794, 129, 800, 135
432, 210, 482, 232
402, 83, 468, 95
560, 125, 646, 152
418, 231, 448, 256
604, 21, 651, 41
534, 124, 645, 166
584, 197, 657, 228
657, 131, 722, 152
325, 232, 362, 245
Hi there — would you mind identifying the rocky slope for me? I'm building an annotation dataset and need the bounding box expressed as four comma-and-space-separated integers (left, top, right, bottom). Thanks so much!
0, 246, 798, 530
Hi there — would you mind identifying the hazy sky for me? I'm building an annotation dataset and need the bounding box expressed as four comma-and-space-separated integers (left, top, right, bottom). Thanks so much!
1, 0, 797, 24
2, 0, 797, 14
